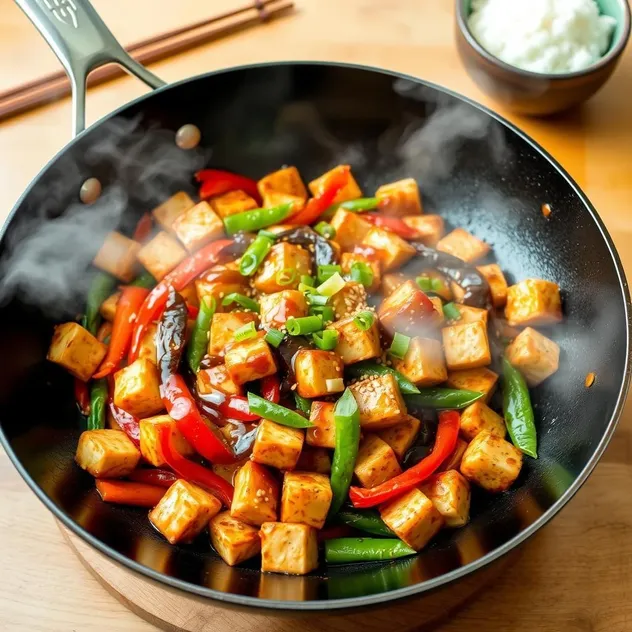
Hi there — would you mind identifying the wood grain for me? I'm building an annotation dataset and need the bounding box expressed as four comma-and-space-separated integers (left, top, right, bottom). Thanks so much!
0, 0, 631, 630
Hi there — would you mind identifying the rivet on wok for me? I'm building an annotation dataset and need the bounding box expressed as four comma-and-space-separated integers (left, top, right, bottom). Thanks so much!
80, 178, 102, 204
175, 124, 201, 150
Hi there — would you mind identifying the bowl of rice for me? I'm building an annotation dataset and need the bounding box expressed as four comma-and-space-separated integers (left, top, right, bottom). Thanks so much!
455, 0, 631, 115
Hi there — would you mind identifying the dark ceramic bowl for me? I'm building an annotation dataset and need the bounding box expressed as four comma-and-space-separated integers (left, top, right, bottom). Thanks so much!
455, 0, 631, 115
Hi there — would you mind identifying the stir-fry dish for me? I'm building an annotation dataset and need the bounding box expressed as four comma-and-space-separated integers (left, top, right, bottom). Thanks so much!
47, 165, 562, 574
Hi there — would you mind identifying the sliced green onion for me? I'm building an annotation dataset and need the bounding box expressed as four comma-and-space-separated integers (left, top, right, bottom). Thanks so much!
353, 310, 375, 331
258, 229, 279, 240
313, 329, 339, 351
294, 393, 312, 416
264, 328, 285, 348
307, 293, 329, 306
276, 267, 297, 287
317, 264, 343, 285
416, 276, 433, 292
221, 293, 260, 313
300, 275, 315, 287
309, 305, 335, 323
223, 203, 294, 235
340, 197, 379, 212
234, 321, 257, 342
247, 392, 313, 428
317, 272, 346, 297
286, 315, 323, 336
431, 277, 445, 292
443, 302, 461, 321
389, 332, 411, 360
314, 221, 336, 239
350, 261, 374, 287
239, 234, 273, 276
326, 378, 345, 393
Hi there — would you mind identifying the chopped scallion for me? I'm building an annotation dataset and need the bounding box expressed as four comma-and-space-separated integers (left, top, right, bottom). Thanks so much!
221, 293, 260, 313
317, 272, 346, 297
286, 315, 323, 336
276, 267, 297, 286
389, 332, 411, 360
443, 302, 461, 321
350, 261, 374, 288
234, 321, 257, 342
353, 310, 375, 331
317, 264, 342, 285
264, 328, 285, 348
314, 221, 336, 239
313, 329, 339, 351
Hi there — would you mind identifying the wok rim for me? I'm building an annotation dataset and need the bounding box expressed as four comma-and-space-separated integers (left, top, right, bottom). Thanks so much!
0, 60, 630, 612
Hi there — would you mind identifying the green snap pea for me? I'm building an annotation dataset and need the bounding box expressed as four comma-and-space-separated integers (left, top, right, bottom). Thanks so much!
405, 388, 484, 410
338, 509, 393, 537
345, 362, 420, 395
502, 356, 537, 458
187, 297, 216, 373
325, 538, 416, 564
87, 378, 108, 430
223, 203, 293, 235
247, 393, 313, 429
130, 270, 156, 289
82, 272, 116, 336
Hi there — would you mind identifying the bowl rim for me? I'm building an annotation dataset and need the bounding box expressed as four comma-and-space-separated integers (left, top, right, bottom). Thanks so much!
456, 0, 632, 80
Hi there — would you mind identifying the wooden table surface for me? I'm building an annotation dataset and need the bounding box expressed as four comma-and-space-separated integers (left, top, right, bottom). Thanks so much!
1, 0, 631, 630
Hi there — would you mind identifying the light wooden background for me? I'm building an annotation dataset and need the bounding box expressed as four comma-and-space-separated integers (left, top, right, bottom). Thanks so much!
1, 0, 631, 630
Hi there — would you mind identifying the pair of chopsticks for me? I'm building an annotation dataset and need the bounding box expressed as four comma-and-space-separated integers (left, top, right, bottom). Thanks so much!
0, 0, 294, 123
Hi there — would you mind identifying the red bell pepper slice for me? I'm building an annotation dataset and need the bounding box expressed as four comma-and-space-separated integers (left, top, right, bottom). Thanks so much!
260, 375, 280, 404
93, 286, 149, 378
287, 166, 350, 226
129, 239, 233, 362
158, 425, 234, 506
195, 169, 261, 205
132, 212, 153, 242
217, 395, 260, 423
363, 214, 419, 240
96, 479, 166, 508
349, 410, 460, 508
74, 378, 90, 415
186, 304, 199, 319
108, 401, 141, 446
128, 468, 178, 488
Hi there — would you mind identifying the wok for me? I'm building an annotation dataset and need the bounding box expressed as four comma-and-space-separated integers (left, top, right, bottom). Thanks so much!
0, 0, 629, 613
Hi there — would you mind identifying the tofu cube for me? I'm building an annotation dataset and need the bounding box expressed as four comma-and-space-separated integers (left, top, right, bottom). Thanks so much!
330, 314, 380, 365
47, 322, 107, 382
260, 522, 318, 575
75, 429, 140, 478
209, 512, 261, 566
329, 209, 373, 251
151, 191, 195, 232
381, 272, 408, 296
378, 280, 438, 336
505, 279, 562, 327
254, 243, 311, 294
136, 231, 187, 281
252, 419, 304, 471
137, 322, 158, 365
330, 282, 368, 321
281, 471, 333, 528
139, 414, 193, 467
446, 368, 499, 403
442, 321, 491, 371
197, 364, 242, 397
377, 415, 421, 460
93, 231, 141, 282
392, 337, 447, 386
354, 435, 402, 488
460, 401, 506, 441
172, 201, 225, 251
460, 430, 523, 493
296, 447, 332, 474
260, 290, 308, 329
477, 264, 508, 308
419, 470, 471, 528
436, 228, 490, 263
208, 190, 258, 219
209, 312, 258, 357
349, 373, 408, 430
196, 279, 249, 312
231, 461, 279, 526
506, 327, 560, 386
438, 438, 468, 472
452, 305, 488, 326
306, 402, 336, 449
340, 252, 382, 293
224, 336, 277, 385
362, 227, 416, 272
257, 166, 308, 209
149, 480, 222, 544
401, 215, 445, 246
379, 488, 443, 551
113, 358, 163, 418
376, 178, 422, 216
294, 350, 344, 398
212, 459, 246, 485
308, 165, 362, 205
99, 292, 120, 322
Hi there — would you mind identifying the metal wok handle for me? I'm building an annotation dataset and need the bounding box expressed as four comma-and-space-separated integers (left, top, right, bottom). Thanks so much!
15, 0, 166, 137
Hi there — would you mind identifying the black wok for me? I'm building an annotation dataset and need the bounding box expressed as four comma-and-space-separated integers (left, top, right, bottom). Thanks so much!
0, 0, 629, 613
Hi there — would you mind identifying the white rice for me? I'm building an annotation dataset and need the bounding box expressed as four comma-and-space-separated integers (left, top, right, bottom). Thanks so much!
468, 0, 617, 74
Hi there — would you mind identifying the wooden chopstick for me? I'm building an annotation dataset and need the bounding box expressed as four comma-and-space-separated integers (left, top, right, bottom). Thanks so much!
0, 0, 294, 123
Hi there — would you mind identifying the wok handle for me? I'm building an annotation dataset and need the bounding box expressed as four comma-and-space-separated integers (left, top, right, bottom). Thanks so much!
15, 0, 166, 137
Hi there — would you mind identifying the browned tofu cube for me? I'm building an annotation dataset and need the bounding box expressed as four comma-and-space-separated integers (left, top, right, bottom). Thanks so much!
460, 401, 506, 441
47, 322, 107, 382
436, 228, 490, 263
252, 419, 304, 471
442, 321, 491, 371
438, 437, 468, 472
152, 191, 195, 232
75, 429, 140, 478
197, 364, 242, 397
452, 305, 488, 325
179, 282, 200, 308
329, 209, 373, 251
381, 272, 409, 296
139, 414, 193, 467
212, 459, 246, 485
376, 178, 422, 216
460, 430, 523, 493
401, 215, 445, 246
308, 165, 362, 205
446, 368, 498, 402
392, 337, 447, 386
380, 488, 443, 551
354, 435, 402, 488
149, 480, 222, 544
506, 327, 560, 386
340, 252, 382, 293
136, 231, 187, 281
225, 336, 277, 385
138, 322, 158, 365
306, 402, 336, 449
349, 373, 408, 430
209, 511, 261, 566
281, 471, 332, 529
377, 415, 421, 460
195, 265, 249, 311
330, 282, 369, 321
330, 314, 380, 365
93, 231, 141, 282
113, 358, 163, 418
231, 461, 279, 526
362, 227, 416, 272
260, 290, 308, 329
208, 190, 258, 219
477, 263, 508, 308
294, 350, 344, 398
378, 280, 439, 337
172, 201, 225, 251
99, 292, 120, 322
505, 279, 562, 327
260, 522, 318, 575
419, 470, 471, 528
258, 166, 308, 209
254, 243, 311, 295
209, 312, 258, 357
296, 447, 332, 474
450, 282, 466, 304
